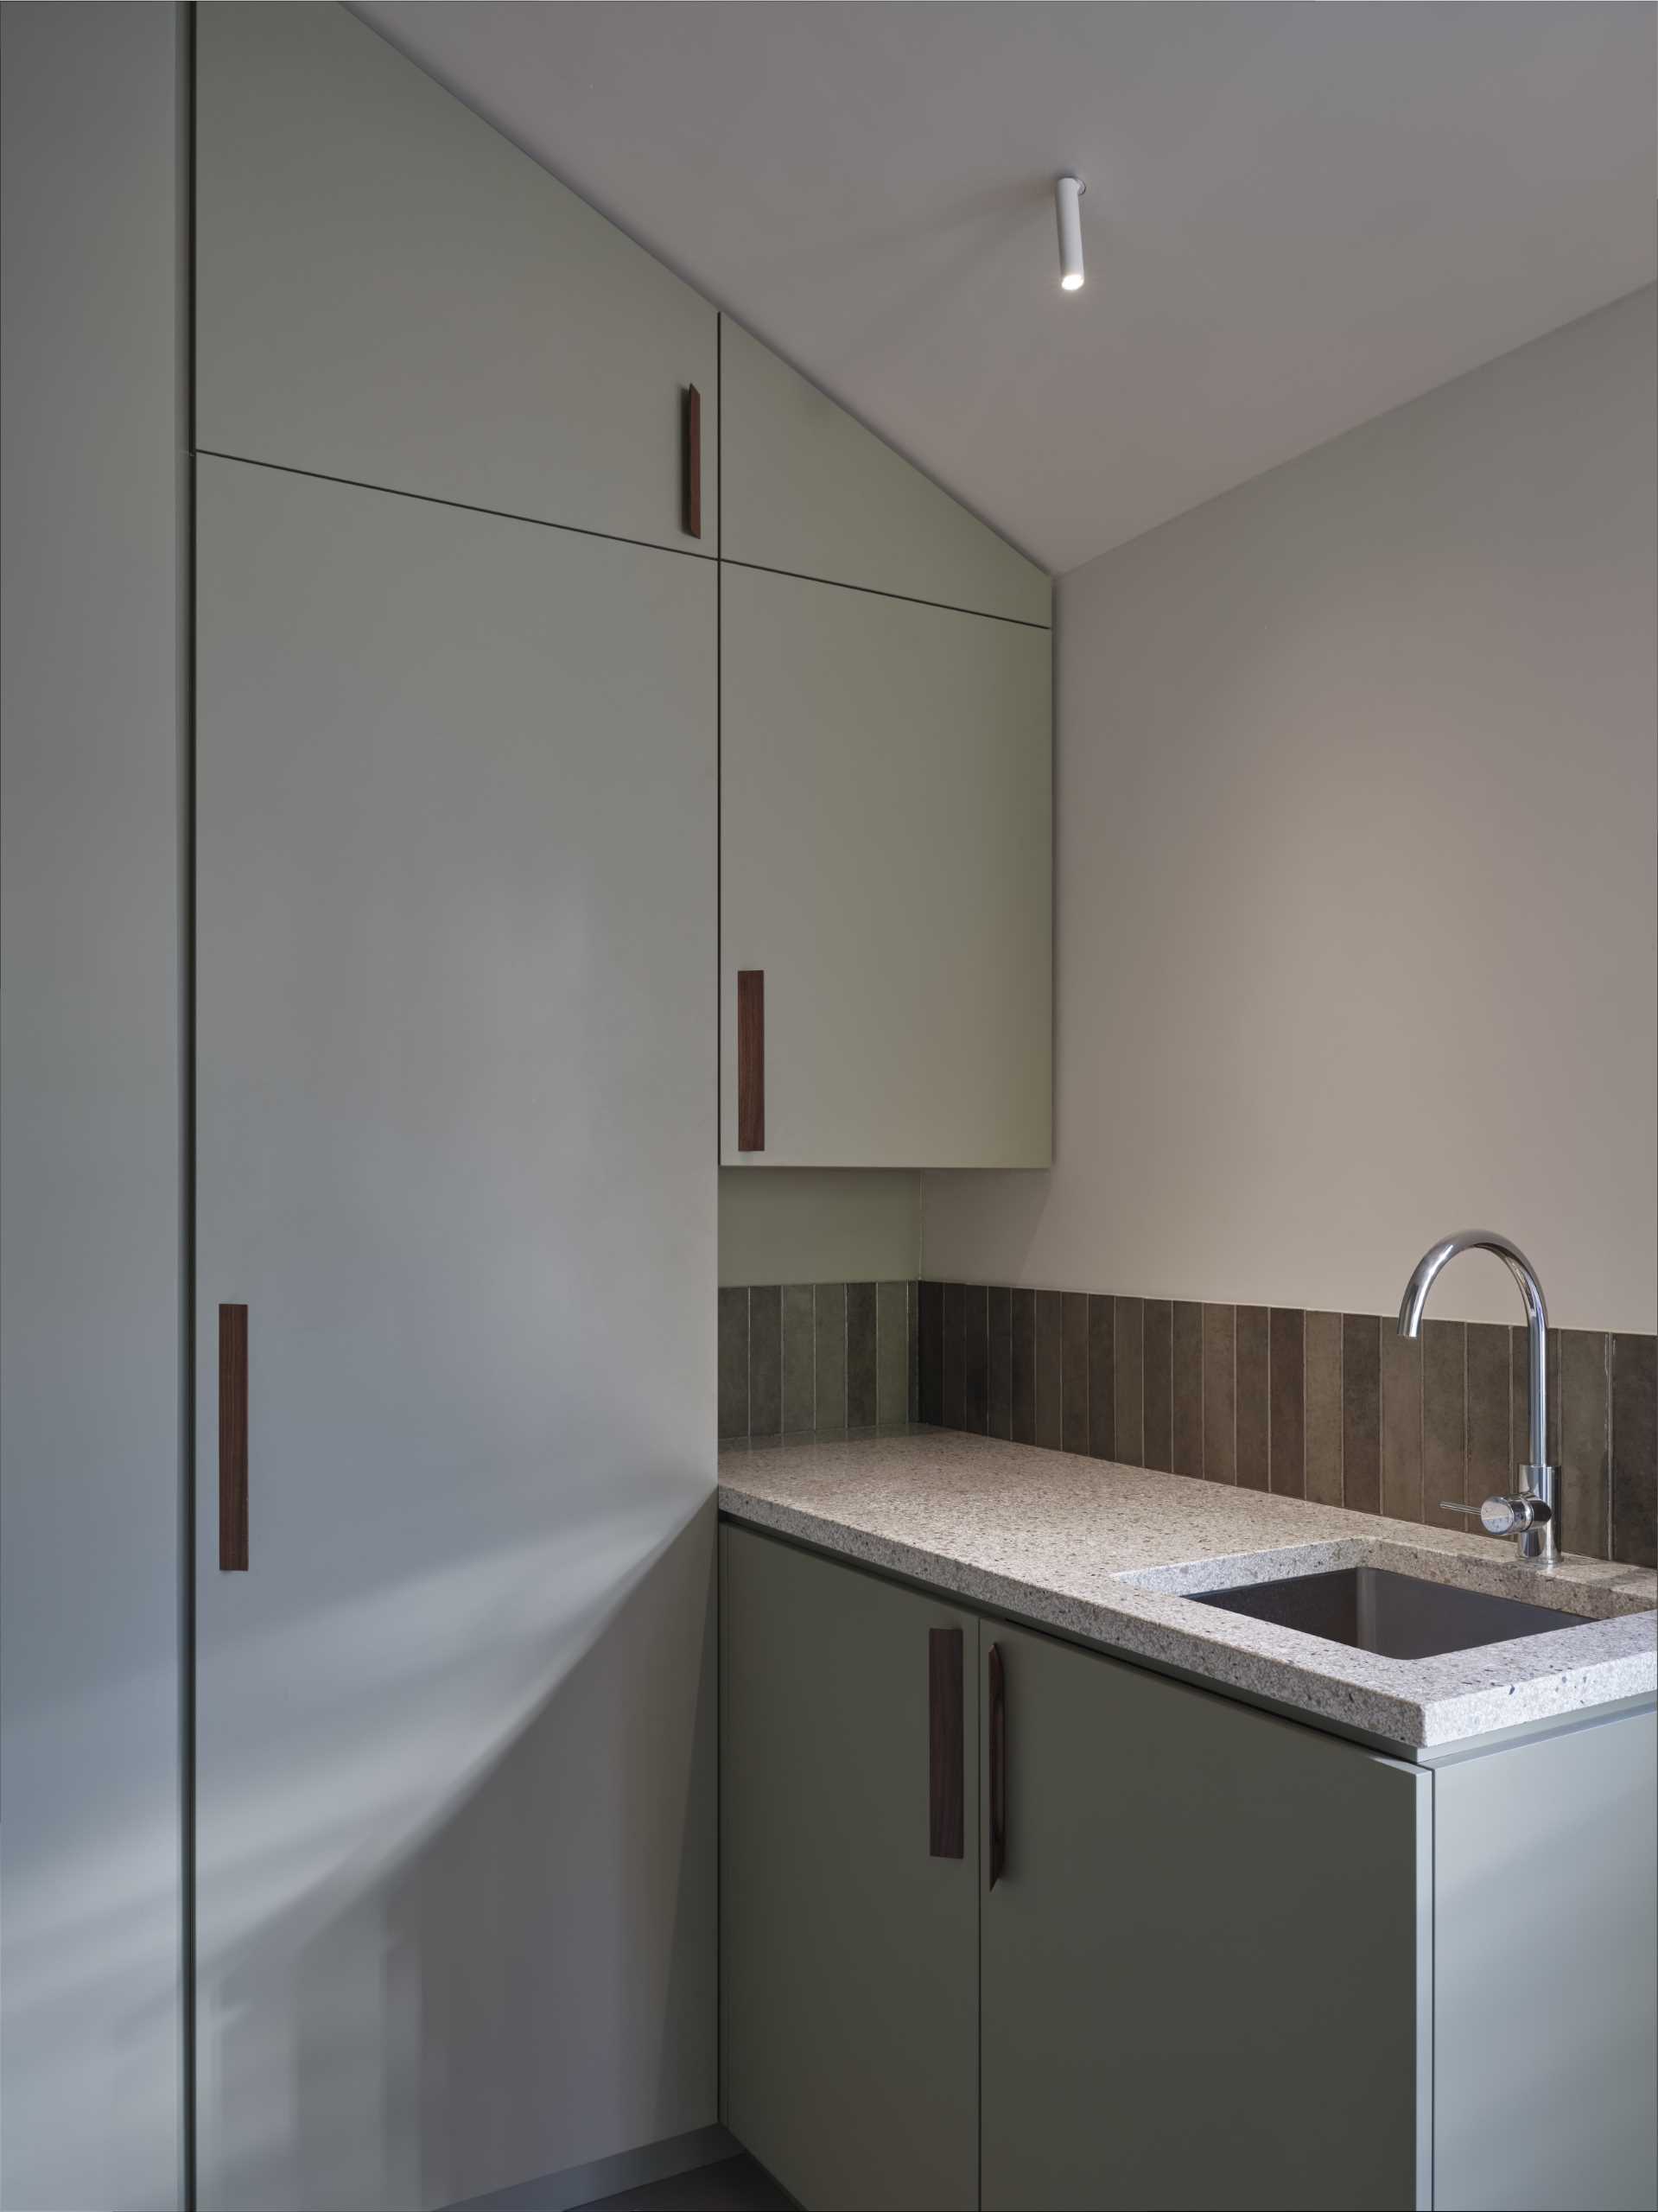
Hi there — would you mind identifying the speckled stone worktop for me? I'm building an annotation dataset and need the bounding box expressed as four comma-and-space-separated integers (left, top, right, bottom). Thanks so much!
718, 1427, 1657, 1751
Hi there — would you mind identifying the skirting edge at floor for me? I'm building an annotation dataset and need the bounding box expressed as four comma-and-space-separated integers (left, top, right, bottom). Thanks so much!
446, 2123, 738, 2212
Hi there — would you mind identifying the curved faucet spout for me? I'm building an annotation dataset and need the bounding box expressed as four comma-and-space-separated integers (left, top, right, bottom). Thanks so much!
1396, 1230, 1555, 1563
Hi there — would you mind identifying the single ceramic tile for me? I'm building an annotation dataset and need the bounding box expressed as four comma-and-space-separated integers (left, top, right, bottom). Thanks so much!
847, 1282, 878, 1429
941, 1281, 964, 1430
1236, 1306, 1270, 1494
987, 1285, 1013, 1440
1559, 1329, 1610, 1560
1510, 1324, 1560, 1468
962, 1282, 989, 1435
1422, 1319, 1466, 1533
1610, 1332, 1656, 1569
815, 1282, 848, 1430
1341, 1314, 1381, 1514
781, 1284, 816, 1433
876, 1281, 911, 1427
718, 1287, 748, 1440
1011, 1287, 1037, 1446
1305, 1312, 1343, 1507
748, 1285, 782, 1436
1115, 1296, 1145, 1466
1035, 1290, 1064, 1451
1267, 1309, 1304, 1497
1380, 1324, 1423, 1523
917, 1280, 943, 1425
1202, 1305, 1235, 1485
1062, 1293, 1090, 1455
1142, 1300, 1173, 1473
1088, 1294, 1115, 1462
1465, 1321, 1510, 1515
1172, 1300, 1204, 1479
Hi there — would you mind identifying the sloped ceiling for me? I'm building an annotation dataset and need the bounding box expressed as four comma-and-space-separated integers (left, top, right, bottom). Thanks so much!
358, 2, 1657, 574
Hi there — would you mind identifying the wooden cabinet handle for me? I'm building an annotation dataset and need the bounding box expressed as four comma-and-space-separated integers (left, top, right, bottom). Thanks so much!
736, 969, 764, 1151
988, 1640, 1007, 1887
929, 1626, 964, 1858
219, 1303, 249, 1571
683, 385, 702, 538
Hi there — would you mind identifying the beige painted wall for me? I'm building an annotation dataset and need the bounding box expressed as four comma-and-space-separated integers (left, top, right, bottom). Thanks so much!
924, 288, 1657, 1332
720, 1169, 920, 1286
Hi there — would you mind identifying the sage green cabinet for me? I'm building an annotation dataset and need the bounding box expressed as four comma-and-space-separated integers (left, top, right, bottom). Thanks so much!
195, 454, 717, 2209
720, 565, 1052, 1167
196, 3, 715, 550
721, 1528, 1425, 2212
721, 318, 1049, 625
978, 1624, 1429, 2212
721, 1524, 979, 2211
721, 1526, 1656, 2212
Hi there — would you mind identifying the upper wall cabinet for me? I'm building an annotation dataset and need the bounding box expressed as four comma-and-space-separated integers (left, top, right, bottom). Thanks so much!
721, 319, 1050, 624
196, 4, 716, 550
722, 566, 1051, 1169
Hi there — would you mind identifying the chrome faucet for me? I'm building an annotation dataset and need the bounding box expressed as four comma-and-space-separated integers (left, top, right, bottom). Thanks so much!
1397, 1230, 1559, 1567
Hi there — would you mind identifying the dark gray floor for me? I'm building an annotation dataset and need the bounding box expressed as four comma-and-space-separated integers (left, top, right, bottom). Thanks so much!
577, 2152, 794, 2211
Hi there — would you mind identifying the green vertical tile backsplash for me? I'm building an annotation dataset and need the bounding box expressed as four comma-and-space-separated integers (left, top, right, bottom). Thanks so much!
718, 1279, 919, 1439
719, 1274, 1655, 1567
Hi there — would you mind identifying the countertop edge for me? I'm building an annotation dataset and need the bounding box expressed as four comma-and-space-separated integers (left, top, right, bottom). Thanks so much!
717, 1472, 1657, 1752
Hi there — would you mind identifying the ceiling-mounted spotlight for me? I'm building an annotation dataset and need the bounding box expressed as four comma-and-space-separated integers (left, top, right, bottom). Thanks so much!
1055, 174, 1085, 292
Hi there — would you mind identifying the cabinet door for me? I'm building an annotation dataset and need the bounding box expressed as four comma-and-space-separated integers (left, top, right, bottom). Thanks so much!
721, 565, 1051, 1167
721, 318, 1049, 625
197, 3, 715, 550
980, 1625, 1430, 2212
721, 1526, 979, 2211
194, 455, 716, 2211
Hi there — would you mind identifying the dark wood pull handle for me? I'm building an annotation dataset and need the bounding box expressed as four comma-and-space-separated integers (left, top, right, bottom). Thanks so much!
929, 1626, 964, 1859
987, 1640, 1007, 1888
683, 385, 702, 538
219, 1303, 248, 1571
736, 969, 764, 1152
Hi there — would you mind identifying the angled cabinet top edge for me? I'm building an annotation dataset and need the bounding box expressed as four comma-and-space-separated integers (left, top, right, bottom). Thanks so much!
196, 1, 717, 552
719, 315, 1051, 627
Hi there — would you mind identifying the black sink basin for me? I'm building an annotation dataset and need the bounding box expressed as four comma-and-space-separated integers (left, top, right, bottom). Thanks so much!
1191, 1563, 1587, 1659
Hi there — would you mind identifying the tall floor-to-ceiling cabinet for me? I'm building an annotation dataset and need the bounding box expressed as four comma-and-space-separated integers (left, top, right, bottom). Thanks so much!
191, 9, 722, 2207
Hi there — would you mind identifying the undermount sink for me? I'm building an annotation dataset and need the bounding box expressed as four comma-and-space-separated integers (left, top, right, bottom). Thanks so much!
1191, 1562, 1588, 1660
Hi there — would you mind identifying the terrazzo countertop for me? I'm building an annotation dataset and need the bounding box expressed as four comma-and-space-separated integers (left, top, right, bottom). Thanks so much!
718, 1427, 1657, 1750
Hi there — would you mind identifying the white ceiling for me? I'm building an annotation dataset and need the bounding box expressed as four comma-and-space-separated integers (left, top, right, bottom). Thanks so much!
358, 2, 1657, 575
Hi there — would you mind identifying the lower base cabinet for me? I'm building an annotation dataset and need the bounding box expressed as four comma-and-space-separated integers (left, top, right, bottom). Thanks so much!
721, 1524, 979, 2209
978, 1623, 1426, 2212
721, 1522, 1658, 2212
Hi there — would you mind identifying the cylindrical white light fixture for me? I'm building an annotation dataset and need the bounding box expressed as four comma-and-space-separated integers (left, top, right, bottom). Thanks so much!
1056, 174, 1085, 292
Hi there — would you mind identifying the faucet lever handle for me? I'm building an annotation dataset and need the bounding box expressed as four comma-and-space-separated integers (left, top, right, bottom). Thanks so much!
1439, 1495, 1548, 1537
